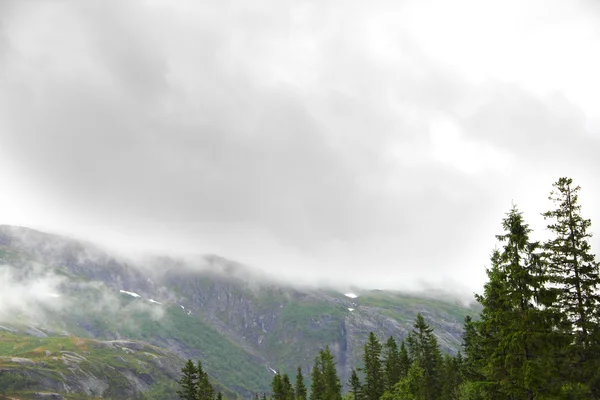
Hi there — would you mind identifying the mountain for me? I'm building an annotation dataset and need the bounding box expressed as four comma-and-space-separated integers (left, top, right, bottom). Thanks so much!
0, 225, 479, 399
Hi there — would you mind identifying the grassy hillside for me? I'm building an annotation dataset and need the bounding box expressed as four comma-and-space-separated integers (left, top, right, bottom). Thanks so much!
0, 226, 481, 398
0, 330, 182, 399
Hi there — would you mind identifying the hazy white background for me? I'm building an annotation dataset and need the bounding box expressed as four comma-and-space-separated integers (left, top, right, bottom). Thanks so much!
1, 0, 599, 294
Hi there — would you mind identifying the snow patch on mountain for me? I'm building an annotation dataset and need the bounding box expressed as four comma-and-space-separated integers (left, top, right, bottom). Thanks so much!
120, 290, 141, 298
148, 299, 161, 305
348, 308, 354, 312
344, 293, 358, 299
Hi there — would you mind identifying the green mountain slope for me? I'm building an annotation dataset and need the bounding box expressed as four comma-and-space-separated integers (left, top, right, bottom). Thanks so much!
0, 330, 183, 399
0, 225, 479, 398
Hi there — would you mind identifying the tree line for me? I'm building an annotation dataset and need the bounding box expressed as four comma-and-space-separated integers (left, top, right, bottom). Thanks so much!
178, 177, 600, 399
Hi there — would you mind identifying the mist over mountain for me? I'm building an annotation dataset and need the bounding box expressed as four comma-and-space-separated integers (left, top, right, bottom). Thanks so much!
0, 225, 477, 398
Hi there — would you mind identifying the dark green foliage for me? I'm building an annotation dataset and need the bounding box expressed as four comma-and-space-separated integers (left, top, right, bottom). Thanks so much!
271, 372, 294, 400
397, 340, 410, 380
310, 347, 342, 400
475, 206, 565, 399
543, 177, 600, 396
406, 313, 443, 400
176, 359, 215, 400
460, 316, 483, 383
295, 367, 307, 400
197, 360, 216, 400
348, 369, 362, 400
362, 333, 384, 400
0, 371, 36, 393
177, 359, 199, 400
381, 361, 427, 400
382, 336, 401, 391
440, 353, 462, 400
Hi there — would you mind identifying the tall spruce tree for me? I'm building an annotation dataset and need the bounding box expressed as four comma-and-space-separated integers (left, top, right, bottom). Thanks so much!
310, 347, 342, 400
475, 249, 512, 399
406, 313, 443, 400
397, 340, 410, 380
381, 361, 427, 400
363, 332, 384, 400
477, 206, 562, 399
177, 359, 198, 400
383, 336, 401, 391
295, 367, 307, 400
282, 373, 294, 400
461, 315, 483, 383
542, 177, 600, 396
440, 353, 463, 400
348, 369, 363, 400
197, 360, 215, 400
272, 372, 294, 400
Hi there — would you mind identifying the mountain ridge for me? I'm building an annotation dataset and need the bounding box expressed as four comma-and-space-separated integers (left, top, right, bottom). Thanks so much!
0, 225, 479, 398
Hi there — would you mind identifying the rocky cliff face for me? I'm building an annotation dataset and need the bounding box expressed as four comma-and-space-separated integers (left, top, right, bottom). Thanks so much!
0, 226, 478, 398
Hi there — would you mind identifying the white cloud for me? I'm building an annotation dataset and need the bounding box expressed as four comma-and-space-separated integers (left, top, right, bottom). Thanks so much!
0, 0, 599, 294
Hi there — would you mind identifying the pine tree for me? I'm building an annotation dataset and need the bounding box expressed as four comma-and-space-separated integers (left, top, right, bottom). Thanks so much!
272, 373, 283, 400
363, 332, 384, 400
406, 313, 443, 400
461, 315, 483, 383
272, 372, 294, 400
475, 249, 512, 399
440, 353, 462, 400
397, 340, 410, 380
310, 356, 325, 400
348, 368, 362, 400
382, 336, 401, 391
310, 347, 342, 400
216, 392, 223, 400
477, 206, 563, 399
381, 361, 427, 400
282, 373, 294, 400
197, 360, 215, 400
177, 359, 198, 400
542, 177, 600, 396
295, 367, 307, 400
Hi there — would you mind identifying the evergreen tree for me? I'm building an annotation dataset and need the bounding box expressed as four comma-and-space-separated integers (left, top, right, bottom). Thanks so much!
477, 206, 563, 399
295, 367, 307, 400
348, 369, 362, 400
440, 353, 462, 400
542, 177, 600, 396
460, 315, 483, 383
406, 313, 443, 400
272, 373, 283, 400
216, 392, 223, 400
197, 360, 215, 400
272, 372, 294, 400
362, 332, 384, 400
382, 336, 401, 391
310, 347, 342, 400
474, 249, 512, 399
282, 373, 294, 400
177, 359, 198, 400
397, 340, 410, 380
311, 356, 325, 400
381, 361, 427, 400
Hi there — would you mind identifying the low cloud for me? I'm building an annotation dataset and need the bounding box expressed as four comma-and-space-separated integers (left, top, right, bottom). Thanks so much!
0, 0, 599, 294
0, 264, 68, 323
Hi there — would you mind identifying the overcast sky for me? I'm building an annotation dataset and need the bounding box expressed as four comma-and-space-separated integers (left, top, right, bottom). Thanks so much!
1, 0, 599, 294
